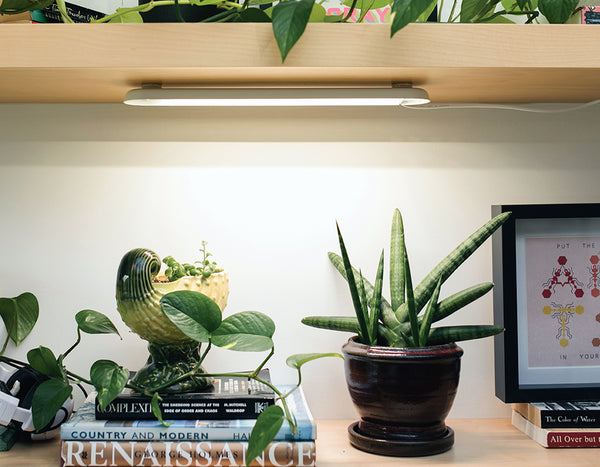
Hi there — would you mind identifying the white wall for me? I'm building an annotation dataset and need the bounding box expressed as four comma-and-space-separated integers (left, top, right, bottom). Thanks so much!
0, 103, 599, 421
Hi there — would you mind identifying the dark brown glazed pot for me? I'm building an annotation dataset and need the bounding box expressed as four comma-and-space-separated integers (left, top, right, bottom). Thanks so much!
342, 336, 464, 457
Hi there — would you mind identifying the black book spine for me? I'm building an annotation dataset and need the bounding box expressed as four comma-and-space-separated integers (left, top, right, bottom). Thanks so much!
539, 410, 600, 428
95, 396, 275, 420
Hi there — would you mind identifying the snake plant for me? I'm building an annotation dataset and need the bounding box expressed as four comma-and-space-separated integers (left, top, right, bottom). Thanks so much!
302, 209, 510, 347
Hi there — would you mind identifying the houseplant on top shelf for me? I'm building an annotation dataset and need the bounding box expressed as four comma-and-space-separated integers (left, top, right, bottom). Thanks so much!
0, 0, 581, 62
302, 208, 510, 456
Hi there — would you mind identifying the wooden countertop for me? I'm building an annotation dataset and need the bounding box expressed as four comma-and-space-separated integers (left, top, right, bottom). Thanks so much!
1, 418, 598, 466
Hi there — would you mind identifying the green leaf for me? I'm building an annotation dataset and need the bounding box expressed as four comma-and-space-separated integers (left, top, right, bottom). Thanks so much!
395, 212, 510, 322
247, 405, 285, 466
212, 311, 275, 351
76, 310, 121, 337
108, 8, 143, 23
31, 379, 72, 431
417, 0, 437, 21
538, 0, 578, 23
390, 0, 434, 36
0, 0, 54, 14
460, 0, 487, 21
90, 360, 130, 411
27, 346, 62, 379
390, 208, 406, 311
234, 7, 272, 22
427, 324, 504, 344
335, 222, 370, 344
160, 291, 222, 343
286, 352, 343, 369
419, 278, 441, 346
308, 3, 326, 22
369, 250, 385, 343
151, 392, 172, 426
404, 252, 420, 346
271, 0, 315, 62
0, 292, 39, 347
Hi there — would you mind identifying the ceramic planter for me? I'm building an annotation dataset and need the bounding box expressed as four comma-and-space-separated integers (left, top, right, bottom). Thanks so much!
342, 337, 463, 457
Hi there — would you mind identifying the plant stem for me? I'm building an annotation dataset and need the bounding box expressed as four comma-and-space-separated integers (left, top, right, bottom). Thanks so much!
56, 0, 75, 23
62, 328, 82, 361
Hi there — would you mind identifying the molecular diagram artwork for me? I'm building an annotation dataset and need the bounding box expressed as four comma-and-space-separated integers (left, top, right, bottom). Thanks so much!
542, 304, 584, 348
541, 256, 585, 347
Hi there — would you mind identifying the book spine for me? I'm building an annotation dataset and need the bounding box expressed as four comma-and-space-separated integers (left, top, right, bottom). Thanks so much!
545, 432, 600, 448
60, 440, 316, 466
96, 397, 275, 421
538, 410, 600, 429
60, 421, 316, 442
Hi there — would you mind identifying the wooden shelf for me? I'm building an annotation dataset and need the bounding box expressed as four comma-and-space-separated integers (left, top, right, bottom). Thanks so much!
2, 418, 599, 466
0, 23, 599, 104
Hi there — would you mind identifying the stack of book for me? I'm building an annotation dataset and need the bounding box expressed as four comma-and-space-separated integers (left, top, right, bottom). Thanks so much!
59, 372, 316, 466
512, 401, 600, 448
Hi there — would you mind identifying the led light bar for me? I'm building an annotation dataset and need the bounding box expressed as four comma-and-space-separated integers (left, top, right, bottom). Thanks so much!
123, 87, 430, 107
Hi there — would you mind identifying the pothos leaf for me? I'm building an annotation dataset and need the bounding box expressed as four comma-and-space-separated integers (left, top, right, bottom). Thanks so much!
76, 310, 121, 337
212, 311, 275, 352
286, 352, 343, 369
271, 0, 315, 62
390, 0, 435, 36
90, 360, 130, 411
0, 292, 39, 347
27, 346, 62, 379
0, 0, 54, 14
247, 405, 285, 466
31, 378, 72, 431
161, 291, 222, 343
151, 392, 172, 427
538, 0, 578, 23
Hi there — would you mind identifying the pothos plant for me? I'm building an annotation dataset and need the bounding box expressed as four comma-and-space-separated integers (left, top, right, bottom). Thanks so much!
0, 268, 339, 465
0, 0, 581, 62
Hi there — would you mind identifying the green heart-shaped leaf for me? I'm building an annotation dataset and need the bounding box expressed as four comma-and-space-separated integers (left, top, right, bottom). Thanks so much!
0, 292, 39, 347
271, 0, 315, 62
538, 0, 578, 23
286, 352, 343, 369
161, 291, 222, 342
390, 0, 435, 36
27, 346, 62, 379
31, 378, 72, 431
212, 311, 275, 352
247, 405, 285, 465
76, 310, 121, 336
90, 360, 130, 411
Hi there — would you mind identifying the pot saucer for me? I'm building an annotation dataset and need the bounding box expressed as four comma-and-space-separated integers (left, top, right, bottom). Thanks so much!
347, 421, 454, 457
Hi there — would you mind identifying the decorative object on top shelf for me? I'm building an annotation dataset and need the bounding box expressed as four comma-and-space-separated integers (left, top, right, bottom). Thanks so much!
302, 209, 509, 456
0, 244, 339, 465
492, 203, 600, 404
0, 1, 582, 62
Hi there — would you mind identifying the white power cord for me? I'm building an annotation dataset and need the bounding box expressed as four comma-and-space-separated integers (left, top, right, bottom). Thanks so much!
402, 99, 600, 113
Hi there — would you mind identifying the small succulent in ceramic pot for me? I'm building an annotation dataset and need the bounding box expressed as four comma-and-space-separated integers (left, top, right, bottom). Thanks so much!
303, 209, 510, 456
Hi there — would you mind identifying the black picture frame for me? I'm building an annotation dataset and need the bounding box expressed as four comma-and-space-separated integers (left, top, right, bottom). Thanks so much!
493, 203, 600, 403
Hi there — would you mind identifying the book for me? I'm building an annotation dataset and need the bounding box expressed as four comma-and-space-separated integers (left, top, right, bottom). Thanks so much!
60, 439, 316, 466
96, 371, 276, 420
512, 410, 600, 448
62, 385, 316, 442
512, 401, 600, 428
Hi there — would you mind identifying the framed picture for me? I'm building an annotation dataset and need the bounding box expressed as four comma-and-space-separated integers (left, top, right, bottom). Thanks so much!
493, 203, 600, 402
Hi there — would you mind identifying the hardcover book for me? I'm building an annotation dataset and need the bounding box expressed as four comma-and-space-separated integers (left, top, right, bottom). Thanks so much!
60, 439, 316, 467
63, 385, 316, 442
96, 371, 275, 421
512, 401, 600, 428
512, 410, 600, 448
